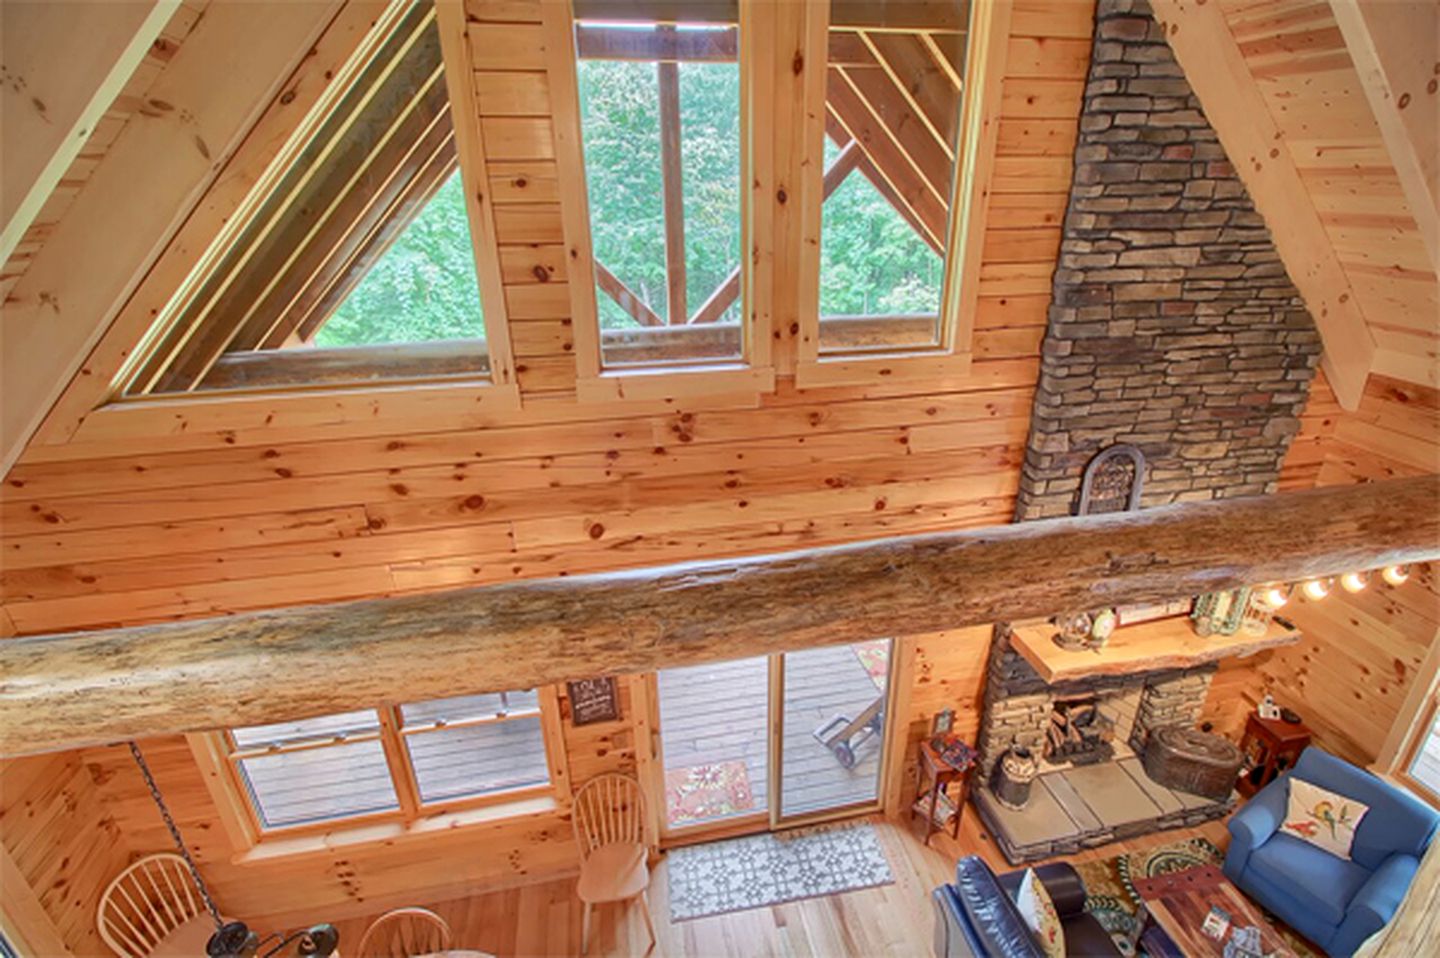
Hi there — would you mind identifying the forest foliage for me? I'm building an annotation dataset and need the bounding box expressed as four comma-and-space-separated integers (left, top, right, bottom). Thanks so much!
315, 50, 943, 348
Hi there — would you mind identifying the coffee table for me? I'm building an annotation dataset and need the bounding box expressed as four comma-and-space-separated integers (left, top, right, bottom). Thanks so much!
1132, 864, 1296, 958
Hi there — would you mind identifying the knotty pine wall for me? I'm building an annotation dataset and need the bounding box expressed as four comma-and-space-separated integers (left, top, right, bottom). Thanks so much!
0, 752, 131, 956
1201, 373, 1440, 762
0, 1, 1095, 942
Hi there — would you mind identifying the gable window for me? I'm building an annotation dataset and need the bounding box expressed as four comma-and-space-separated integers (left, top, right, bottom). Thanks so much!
796, 0, 1005, 386
547, 0, 774, 401
220, 690, 559, 834
117, 0, 510, 397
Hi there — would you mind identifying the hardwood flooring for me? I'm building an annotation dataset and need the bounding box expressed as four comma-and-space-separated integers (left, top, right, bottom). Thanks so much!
326, 809, 1232, 957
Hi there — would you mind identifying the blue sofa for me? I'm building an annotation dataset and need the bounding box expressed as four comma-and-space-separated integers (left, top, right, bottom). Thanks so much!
1224, 747, 1439, 956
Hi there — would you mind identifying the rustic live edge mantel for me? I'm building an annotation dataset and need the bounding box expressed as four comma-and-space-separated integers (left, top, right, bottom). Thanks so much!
1007, 616, 1301, 684
1, 475, 1436, 758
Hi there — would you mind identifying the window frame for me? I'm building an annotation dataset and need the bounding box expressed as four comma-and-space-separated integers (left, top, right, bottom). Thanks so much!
191, 686, 569, 850
543, 0, 776, 403
1396, 688, 1440, 806
106, 0, 521, 406
792, 0, 1011, 388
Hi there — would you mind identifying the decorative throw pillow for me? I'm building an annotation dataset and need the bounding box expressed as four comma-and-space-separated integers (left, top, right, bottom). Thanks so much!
1281, 777, 1370, 860
1014, 867, 1066, 958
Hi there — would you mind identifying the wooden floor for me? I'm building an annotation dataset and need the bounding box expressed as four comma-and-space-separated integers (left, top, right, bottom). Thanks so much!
657, 642, 890, 827
326, 809, 1233, 957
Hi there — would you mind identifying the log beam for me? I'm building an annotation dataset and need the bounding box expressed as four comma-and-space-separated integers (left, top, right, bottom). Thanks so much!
2, 476, 1438, 757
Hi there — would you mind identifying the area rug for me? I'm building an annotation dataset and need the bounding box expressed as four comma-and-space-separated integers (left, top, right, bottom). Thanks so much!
851, 640, 890, 690
666, 822, 894, 921
664, 760, 754, 827
1075, 836, 1320, 957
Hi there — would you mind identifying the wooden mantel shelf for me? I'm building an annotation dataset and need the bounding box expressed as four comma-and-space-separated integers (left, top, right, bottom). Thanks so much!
1008, 616, 1301, 684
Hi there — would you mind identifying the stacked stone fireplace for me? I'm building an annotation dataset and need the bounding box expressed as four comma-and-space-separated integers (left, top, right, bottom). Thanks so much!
977, 638, 1216, 780
972, 0, 1322, 864
979, 633, 1215, 777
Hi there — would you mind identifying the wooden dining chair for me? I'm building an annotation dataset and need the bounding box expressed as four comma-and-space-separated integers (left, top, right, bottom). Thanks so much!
572, 772, 656, 955
96, 853, 215, 957
355, 906, 452, 957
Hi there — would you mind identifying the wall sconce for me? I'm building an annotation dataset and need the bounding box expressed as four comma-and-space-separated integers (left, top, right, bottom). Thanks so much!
1258, 584, 1290, 609
1340, 571, 1369, 593
1301, 578, 1332, 600
1382, 565, 1411, 586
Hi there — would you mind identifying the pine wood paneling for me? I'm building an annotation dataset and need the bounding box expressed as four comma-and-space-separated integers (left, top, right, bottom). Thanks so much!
1209, 372, 1440, 762
0, 752, 130, 955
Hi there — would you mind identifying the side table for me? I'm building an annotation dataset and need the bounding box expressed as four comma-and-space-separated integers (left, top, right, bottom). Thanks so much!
911, 740, 972, 845
1237, 713, 1311, 797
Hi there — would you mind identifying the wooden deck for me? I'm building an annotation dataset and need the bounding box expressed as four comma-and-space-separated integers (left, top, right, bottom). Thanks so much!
657, 641, 891, 825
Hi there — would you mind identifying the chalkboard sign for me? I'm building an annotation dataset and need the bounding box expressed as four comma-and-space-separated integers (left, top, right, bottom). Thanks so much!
567, 677, 619, 726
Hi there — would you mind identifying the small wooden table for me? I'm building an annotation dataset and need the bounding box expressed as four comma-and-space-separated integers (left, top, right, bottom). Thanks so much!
1133, 864, 1296, 958
1237, 713, 1311, 797
911, 740, 972, 845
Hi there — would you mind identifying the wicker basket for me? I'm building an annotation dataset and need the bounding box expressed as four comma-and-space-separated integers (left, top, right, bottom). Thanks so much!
1142, 726, 1243, 801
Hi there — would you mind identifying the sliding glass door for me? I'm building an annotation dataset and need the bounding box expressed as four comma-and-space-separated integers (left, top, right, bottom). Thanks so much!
649, 639, 896, 837
654, 656, 769, 835
775, 640, 895, 823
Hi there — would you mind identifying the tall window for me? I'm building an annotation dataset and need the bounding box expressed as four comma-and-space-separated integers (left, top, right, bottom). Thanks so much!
120, 0, 496, 396
225, 691, 553, 832
573, 14, 744, 368
796, 0, 1001, 387
818, 1, 970, 356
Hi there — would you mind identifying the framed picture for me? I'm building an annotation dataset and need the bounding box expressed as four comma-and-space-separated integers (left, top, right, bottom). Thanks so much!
1191, 588, 1251, 637
931, 708, 954, 738
566, 677, 619, 726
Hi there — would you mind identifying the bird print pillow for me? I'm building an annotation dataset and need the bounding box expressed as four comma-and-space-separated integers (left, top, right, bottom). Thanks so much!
1281, 777, 1369, 860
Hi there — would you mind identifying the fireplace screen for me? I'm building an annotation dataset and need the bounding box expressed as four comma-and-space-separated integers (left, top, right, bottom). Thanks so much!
1045, 697, 1115, 765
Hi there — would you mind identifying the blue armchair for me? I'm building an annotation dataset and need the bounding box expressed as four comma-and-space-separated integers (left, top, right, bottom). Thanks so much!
1224, 747, 1439, 956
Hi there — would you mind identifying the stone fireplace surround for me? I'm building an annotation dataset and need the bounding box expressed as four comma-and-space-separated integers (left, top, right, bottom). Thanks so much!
974, 631, 1232, 863
977, 628, 1217, 779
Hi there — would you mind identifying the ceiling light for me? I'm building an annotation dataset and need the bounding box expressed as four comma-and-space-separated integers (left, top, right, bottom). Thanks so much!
1382, 565, 1411, 586
1340, 571, 1369, 593
1258, 584, 1290, 609
1301, 578, 1331, 600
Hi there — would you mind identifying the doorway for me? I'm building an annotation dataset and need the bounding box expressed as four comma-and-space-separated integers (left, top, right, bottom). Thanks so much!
646, 639, 896, 840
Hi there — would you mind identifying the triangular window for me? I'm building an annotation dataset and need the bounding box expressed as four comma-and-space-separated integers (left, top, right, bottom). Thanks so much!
121, 0, 490, 396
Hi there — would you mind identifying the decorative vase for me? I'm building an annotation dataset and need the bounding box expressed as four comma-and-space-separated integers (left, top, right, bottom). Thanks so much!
991, 744, 1038, 810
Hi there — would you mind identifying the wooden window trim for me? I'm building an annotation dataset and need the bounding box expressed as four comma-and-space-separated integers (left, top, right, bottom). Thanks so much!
107, 1, 517, 403
1395, 689, 1440, 807
543, 0, 776, 403
189, 686, 568, 855
792, 0, 1011, 389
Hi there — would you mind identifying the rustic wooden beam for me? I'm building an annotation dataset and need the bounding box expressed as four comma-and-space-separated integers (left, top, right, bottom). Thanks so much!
2, 476, 1437, 758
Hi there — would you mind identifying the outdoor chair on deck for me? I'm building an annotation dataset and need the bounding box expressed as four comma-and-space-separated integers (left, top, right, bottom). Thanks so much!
572, 772, 656, 955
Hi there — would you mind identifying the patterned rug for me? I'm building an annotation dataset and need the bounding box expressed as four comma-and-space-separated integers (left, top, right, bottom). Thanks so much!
666, 822, 894, 921
1075, 837, 1320, 957
851, 640, 890, 690
664, 760, 754, 827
